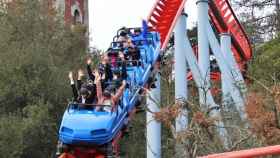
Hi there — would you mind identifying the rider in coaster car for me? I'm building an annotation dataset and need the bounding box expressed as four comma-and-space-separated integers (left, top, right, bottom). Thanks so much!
122, 39, 135, 49
107, 50, 119, 68
86, 57, 96, 81
133, 28, 142, 36
111, 52, 128, 88
126, 46, 141, 66
68, 70, 96, 106
132, 28, 145, 46
117, 30, 129, 42
98, 53, 113, 90
85, 58, 98, 101
95, 70, 126, 112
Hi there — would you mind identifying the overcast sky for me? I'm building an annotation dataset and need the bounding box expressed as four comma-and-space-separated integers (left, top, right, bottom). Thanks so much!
92, 0, 197, 50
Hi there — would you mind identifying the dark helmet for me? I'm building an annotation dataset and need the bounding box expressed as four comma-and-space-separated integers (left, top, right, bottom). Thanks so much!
112, 79, 122, 88
103, 85, 115, 98
83, 81, 95, 94
98, 64, 105, 74
80, 87, 89, 96
134, 28, 141, 33
119, 31, 127, 37
128, 46, 134, 51
113, 69, 121, 76
86, 79, 94, 86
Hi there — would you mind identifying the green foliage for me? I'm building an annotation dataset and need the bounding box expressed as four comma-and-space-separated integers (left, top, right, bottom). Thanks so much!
0, 102, 58, 158
120, 113, 146, 158
0, 0, 86, 157
21, 103, 57, 158
0, 113, 24, 158
249, 37, 280, 85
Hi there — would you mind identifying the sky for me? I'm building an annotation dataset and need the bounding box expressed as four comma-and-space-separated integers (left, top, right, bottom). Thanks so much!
91, 0, 197, 50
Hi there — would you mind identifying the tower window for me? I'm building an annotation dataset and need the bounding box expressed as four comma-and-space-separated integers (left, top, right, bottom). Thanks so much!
73, 10, 82, 24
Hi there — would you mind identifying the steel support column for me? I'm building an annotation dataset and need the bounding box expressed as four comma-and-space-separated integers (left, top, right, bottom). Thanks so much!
220, 33, 233, 105
174, 12, 189, 158
182, 22, 230, 148
146, 73, 161, 158
197, 0, 211, 109
220, 33, 247, 99
174, 12, 188, 133
206, 22, 247, 122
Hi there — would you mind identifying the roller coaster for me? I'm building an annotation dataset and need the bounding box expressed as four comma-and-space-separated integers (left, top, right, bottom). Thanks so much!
56, 0, 253, 157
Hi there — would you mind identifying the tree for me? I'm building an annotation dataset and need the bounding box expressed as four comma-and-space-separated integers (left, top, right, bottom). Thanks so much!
232, 0, 280, 44
0, 0, 87, 157
249, 37, 280, 84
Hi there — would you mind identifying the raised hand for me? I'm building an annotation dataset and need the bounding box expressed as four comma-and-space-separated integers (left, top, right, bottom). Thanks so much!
122, 80, 126, 86
119, 52, 125, 60
78, 69, 85, 80
68, 71, 74, 80
103, 54, 109, 63
87, 58, 92, 65
101, 54, 107, 64
68, 71, 74, 84
94, 70, 101, 82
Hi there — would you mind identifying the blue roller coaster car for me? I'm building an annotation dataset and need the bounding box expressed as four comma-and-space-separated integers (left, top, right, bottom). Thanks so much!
58, 30, 160, 147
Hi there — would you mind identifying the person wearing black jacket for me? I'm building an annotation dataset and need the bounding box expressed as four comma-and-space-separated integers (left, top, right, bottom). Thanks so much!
126, 46, 141, 66
119, 52, 128, 80
68, 70, 96, 105
110, 52, 128, 89
86, 58, 95, 82
98, 54, 113, 90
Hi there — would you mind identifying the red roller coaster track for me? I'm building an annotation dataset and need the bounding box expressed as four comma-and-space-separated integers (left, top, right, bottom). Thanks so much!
209, 0, 252, 68
147, 0, 187, 50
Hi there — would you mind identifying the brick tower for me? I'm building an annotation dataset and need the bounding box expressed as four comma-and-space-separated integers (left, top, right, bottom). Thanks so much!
55, 0, 88, 26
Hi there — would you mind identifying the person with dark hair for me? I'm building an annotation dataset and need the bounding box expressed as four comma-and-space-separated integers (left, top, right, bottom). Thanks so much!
97, 54, 113, 90
109, 52, 128, 88
119, 52, 128, 80
133, 28, 142, 36
85, 58, 98, 103
95, 71, 126, 112
126, 46, 141, 66
117, 30, 129, 42
101, 54, 113, 81
69, 70, 95, 104
86, 58, 95, 81
124, 39, 135, 48
108, 50, 119, 68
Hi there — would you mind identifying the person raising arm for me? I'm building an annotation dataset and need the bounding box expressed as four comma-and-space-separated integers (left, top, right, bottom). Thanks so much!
95, 71, 126, 112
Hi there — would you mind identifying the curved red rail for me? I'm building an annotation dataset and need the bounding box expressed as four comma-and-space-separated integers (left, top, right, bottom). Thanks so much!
199, 145, 280, 158
147, 0, 187, 50
210, 0, 252, 61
